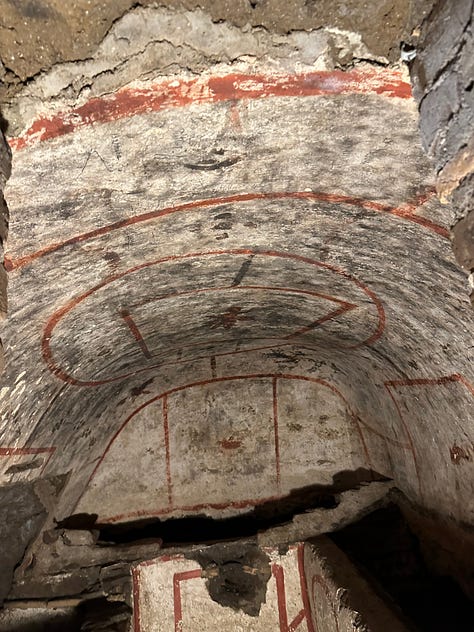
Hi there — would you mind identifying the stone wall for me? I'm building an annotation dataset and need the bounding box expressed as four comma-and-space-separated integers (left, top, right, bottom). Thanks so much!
0, 129, 9, 325
410, 0, 474, 294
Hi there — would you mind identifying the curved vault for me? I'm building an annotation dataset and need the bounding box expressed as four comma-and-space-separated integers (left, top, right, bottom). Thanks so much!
1, 62, 473, 536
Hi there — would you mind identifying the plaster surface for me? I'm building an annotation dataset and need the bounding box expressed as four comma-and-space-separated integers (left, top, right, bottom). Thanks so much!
0, 4, 472, 624
1, 60, 473, 533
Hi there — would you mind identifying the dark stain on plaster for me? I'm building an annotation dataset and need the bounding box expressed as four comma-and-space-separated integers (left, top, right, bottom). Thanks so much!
208, 305, 249, 330
231, 256, 254, 286
5, 457, 44, 474
183, 156, 241, 171
190, 542, 271, 617
129, 377, 154, 398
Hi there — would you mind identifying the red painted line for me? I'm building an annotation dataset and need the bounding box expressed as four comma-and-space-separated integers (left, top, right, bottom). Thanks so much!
119, 309, 152, 359
174, 569, 202, 632
385, 373, 474, 393
4, 188, 444, 273
163, 396, 173, 509
9, 68, 412, 152
132, 566, 141, 632
273, 564, 290, 631
383, 373, 474, 499
273, 561, 306, 632
288, 611, 306, 632
273, 378, 281, 492
78, 373, 372, 522
297, 544, 315, 632
229, 100, 242, 131
284, 303, 357, 339
41, 249, 385, 386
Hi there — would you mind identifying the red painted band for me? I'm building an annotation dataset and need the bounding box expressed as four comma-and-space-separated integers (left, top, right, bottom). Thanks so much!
5, 189, 444, 273
9, 68, 412, 151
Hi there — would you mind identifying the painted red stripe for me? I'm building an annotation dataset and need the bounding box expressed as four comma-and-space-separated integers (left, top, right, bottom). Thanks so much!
273, 564, 290, 631
9, 69, 412, 151
174, 570, 202, 632
5, 189, 444, 273
163, 395, 173, 509
132, 567, 141, 632
284, 303, 357, 338
386, 373, 473, 391
297, 544, 315, 632
119, 309, 152, 359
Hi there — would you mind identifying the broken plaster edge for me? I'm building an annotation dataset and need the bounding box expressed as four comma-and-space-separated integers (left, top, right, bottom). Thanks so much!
3, 5, 393, 138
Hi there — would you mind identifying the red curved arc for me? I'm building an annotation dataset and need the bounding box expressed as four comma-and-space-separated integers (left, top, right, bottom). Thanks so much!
9, 68, 412, 152
41, 249, 385, 386
78, 373, 372, 521
5, 189, 446, 273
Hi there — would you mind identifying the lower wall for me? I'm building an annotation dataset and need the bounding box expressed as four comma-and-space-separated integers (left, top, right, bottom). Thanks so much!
131, 539, 410, 631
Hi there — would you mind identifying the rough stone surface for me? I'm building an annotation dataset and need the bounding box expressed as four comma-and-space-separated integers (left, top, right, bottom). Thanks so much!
0, 480, 47, 605
0, 0, 434, 96
410, 0, 474, 287
191, 543, 271, 616
0, 607, 79, 632
0, 130, 9, 321
9, 532, 162, 600
451, 173, 474, 298
2, 6, 393, 138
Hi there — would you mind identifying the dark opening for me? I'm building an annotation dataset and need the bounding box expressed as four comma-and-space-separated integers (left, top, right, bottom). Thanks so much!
330, 503, 474, 632
57, 469, 387, 547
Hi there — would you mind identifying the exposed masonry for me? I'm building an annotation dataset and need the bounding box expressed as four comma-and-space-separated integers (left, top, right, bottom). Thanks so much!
3, 6, 390, 137
410, 0, 474, 299
0, 0, 435, 91
0, 129, 9, 320
2, 479, 397, 631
